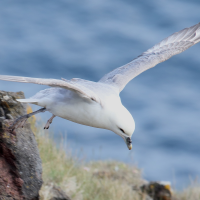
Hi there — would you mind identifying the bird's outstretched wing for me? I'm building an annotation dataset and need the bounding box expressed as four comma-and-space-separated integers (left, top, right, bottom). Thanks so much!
99, 22, 200, 92
0, 75, 100, 103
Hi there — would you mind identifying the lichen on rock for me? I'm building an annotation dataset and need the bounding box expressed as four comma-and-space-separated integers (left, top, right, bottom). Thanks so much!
0, 90, 43, 200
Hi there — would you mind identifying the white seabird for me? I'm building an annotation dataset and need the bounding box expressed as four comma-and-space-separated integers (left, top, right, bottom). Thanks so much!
0, 22, 200, 150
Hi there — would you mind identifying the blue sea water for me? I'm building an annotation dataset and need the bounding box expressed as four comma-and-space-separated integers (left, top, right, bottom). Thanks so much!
0, 0, 200, 189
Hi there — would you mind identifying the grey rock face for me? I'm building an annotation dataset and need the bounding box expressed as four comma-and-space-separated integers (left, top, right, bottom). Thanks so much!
0, 90, 43, 200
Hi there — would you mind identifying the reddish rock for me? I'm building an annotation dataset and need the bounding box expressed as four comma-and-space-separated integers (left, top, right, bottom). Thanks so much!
0, 90, 42, 200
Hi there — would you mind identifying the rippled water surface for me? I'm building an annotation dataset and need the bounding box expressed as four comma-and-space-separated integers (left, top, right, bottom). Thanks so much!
0, 0, 200, 189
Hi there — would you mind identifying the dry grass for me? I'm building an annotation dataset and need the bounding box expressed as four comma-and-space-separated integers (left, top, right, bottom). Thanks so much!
174, 185, 200, 200
36, 129, 143, 200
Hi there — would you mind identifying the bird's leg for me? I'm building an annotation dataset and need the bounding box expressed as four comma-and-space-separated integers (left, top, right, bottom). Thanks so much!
44, 114, 56, 129
9, 107, 46, 131
17, 118, 28, 129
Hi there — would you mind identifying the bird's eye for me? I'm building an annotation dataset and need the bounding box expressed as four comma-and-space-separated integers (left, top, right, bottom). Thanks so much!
119, 128, 125, 133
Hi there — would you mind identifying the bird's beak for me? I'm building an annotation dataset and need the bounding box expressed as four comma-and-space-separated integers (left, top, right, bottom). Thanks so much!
126, 137, 132, 150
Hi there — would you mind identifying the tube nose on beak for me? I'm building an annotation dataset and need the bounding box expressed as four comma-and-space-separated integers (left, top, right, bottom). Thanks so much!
126, 137, 132, 150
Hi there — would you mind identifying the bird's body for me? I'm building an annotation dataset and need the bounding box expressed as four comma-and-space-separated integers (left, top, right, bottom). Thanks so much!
29, 85, 120, 129
0, 22, 200, 149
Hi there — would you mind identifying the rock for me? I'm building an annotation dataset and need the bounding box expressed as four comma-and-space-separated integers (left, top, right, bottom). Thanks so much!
0, 90, 43, 200
49, 185, 71, 200
140, 182, 172, 200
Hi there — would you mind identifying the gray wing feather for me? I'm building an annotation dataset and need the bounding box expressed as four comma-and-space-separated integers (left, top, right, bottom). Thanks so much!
99, 22, 200, 92
0, 75, 100, 103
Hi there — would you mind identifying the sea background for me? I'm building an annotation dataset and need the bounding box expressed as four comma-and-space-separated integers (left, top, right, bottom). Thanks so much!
0, 0, 200, 189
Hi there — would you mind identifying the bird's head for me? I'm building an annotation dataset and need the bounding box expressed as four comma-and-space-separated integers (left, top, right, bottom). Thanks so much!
108, 104, 135, 150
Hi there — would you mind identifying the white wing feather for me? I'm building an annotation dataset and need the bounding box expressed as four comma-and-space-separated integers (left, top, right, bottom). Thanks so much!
0, 75, 100, 103
99, 22, 200, 92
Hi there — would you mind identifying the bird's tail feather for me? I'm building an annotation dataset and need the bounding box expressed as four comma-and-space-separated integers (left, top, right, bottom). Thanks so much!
17, 99, 39, 103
